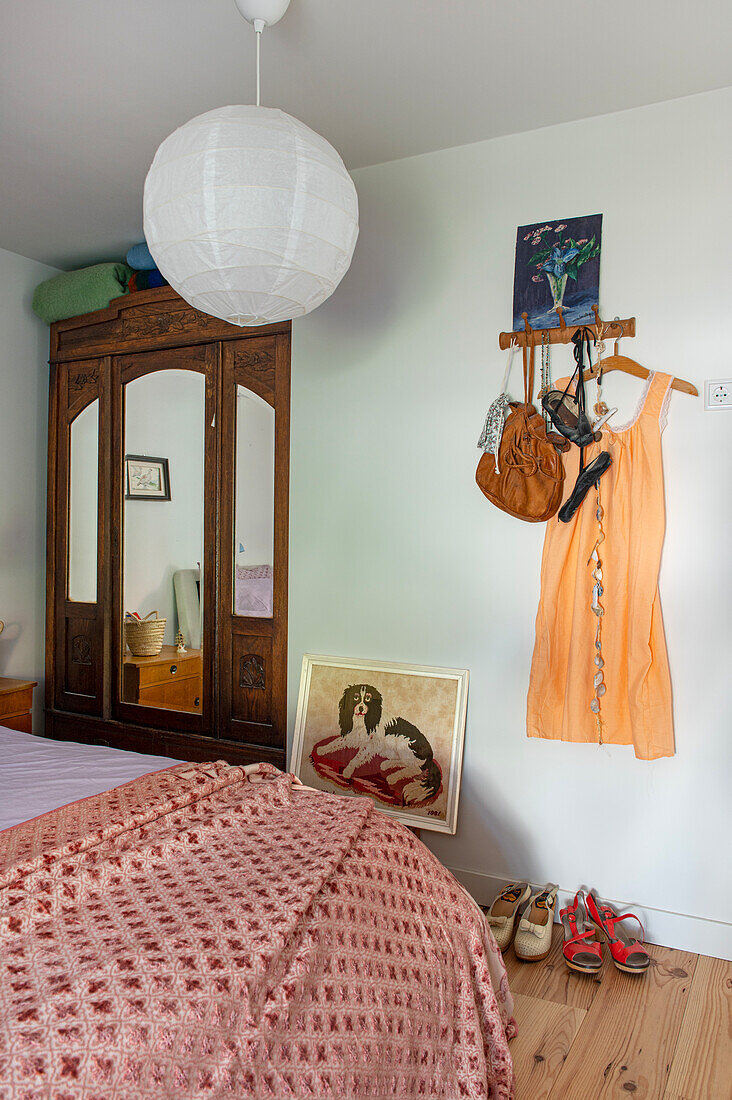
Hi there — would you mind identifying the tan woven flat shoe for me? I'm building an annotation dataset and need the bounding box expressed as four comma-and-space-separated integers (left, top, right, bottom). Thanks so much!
484, 882, 531, 952
513, 883, 559, 961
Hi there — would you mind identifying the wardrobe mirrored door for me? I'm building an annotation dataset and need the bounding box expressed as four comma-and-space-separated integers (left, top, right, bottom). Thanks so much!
118, 361, 208, 722
52, 358, 105, 716
233, 385, 275, 619
112, 347, 216, 734
217, 333, 289, 755
67, 398, 99, 604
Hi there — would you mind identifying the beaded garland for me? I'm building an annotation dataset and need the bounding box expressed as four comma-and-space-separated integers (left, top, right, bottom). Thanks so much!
588, 336, 609, 741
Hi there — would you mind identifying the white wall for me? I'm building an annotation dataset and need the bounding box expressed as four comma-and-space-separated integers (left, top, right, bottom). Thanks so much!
124, 370, 205, 646
0, 247, 59, 728
289, 89, 732, 957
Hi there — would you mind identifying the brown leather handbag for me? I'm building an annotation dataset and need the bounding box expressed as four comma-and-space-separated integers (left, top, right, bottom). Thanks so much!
476, 343, 566, 522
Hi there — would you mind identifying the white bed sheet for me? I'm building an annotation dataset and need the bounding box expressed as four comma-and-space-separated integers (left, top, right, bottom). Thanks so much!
0, 726, 180, 833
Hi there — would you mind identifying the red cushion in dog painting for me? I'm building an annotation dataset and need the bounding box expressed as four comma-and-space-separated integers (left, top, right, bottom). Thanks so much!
311, 733, 444, 807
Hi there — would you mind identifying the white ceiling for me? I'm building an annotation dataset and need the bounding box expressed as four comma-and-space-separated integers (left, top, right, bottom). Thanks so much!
2, 0, 730, 269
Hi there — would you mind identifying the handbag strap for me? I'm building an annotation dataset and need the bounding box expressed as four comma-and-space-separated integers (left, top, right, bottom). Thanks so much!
501, 344, 518, 395
523, 342, 536, 406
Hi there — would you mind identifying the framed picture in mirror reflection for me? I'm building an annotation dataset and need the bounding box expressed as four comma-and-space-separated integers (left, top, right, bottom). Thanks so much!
125, 454, 171, 501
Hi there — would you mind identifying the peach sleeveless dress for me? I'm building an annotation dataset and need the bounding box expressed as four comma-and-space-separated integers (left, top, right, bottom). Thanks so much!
527, 372, 674, 760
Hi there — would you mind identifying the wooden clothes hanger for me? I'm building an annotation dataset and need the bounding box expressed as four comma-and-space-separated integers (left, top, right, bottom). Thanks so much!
583, 309, 698, 396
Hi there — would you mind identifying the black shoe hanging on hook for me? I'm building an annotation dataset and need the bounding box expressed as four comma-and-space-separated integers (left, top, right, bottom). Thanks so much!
558, 451, 612, 522
541, 327, 602, 448
555, 327, 613, 523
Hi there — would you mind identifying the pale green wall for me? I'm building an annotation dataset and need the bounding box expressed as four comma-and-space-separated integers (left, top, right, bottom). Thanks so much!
289, 88, 732, 956
0, 247, 59, 727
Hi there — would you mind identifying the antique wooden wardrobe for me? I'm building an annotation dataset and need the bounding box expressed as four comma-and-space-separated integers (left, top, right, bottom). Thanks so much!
45, 287, 290, 768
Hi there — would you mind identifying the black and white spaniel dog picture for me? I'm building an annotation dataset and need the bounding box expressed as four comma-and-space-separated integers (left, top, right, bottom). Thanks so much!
292, 656, 468, 833
310, 682, 443, 809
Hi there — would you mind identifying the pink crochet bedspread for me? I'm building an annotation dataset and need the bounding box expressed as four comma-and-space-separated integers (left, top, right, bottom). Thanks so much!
0, 762, 515, 1099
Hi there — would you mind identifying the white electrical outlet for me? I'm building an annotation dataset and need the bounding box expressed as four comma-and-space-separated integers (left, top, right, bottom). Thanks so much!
704, 379, 732, 410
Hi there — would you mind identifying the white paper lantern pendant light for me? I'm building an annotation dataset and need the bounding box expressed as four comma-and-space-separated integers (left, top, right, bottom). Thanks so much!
144, 0, 358, 326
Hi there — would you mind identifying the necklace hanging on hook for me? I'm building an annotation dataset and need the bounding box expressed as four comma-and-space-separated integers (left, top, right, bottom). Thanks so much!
539, 330, 552, 431
592, 315, 619, 428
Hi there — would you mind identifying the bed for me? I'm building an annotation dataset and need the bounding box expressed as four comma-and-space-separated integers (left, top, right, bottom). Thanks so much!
235, 563, 273, 617
0, 727, 516, 1099
173, 564, 273, 629
0, 726, 182, 833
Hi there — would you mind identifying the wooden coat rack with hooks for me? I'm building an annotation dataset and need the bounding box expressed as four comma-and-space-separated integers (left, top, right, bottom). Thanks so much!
498, 303, 698, 396
498, 304, 635, 350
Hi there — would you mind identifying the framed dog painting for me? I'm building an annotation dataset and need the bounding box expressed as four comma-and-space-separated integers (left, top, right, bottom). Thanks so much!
291, 655, 469, 834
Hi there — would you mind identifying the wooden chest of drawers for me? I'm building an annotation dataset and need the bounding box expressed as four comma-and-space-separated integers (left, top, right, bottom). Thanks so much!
0, 677, 37, 733
123, 647, 203, 714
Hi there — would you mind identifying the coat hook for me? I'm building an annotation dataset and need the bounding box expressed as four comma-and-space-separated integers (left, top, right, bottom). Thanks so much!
498, 310, 634, 352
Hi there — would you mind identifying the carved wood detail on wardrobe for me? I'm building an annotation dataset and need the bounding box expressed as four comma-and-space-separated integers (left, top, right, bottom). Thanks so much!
45, 286, 291, 767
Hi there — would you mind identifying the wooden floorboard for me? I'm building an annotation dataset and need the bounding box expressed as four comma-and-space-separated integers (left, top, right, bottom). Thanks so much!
503, 921, 731, 1100
524, 942, 696, 1100
509, 992, 585, 1100
506, 936, 705, 1100
503, 924, 602, 1012
663, 953, 732, 1100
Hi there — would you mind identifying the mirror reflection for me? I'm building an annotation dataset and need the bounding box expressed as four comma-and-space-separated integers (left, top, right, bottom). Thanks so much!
121, 369, 205, 715
68, 399, 99, 603
234, 386, 275, 617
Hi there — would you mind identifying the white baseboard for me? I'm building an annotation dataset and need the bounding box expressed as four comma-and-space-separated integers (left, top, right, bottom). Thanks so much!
447, 865, 732, 961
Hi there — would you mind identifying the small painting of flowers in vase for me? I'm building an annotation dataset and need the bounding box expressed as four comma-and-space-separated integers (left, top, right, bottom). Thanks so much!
512, 213, 602, 331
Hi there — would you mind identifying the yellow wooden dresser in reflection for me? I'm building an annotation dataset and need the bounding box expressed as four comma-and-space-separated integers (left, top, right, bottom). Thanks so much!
123, 647, 202, 713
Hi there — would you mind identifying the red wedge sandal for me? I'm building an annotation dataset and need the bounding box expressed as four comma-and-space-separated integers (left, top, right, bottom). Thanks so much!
586, 890, 650, 975
560, 891, 603, 976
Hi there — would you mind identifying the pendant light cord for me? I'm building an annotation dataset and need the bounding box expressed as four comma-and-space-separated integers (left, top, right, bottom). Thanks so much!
256, 28, 261, 106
